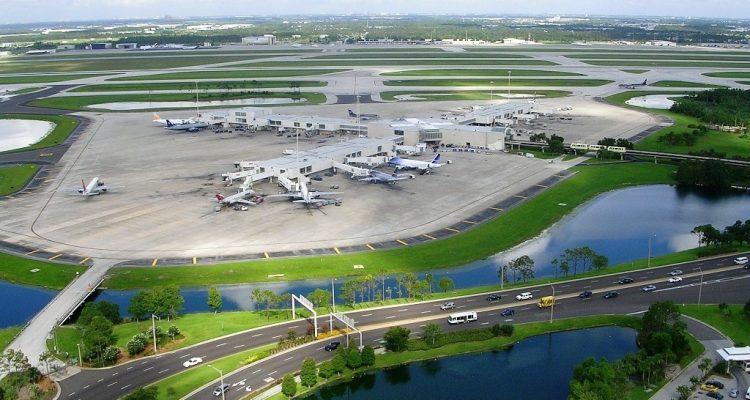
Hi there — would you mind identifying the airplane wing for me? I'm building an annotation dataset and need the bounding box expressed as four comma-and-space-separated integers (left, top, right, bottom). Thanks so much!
234, 199, 258, 205
358, 177, 378, 183
310, 191, 342, 196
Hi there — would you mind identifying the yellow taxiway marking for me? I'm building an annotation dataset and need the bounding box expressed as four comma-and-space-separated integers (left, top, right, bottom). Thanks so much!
264, 252, 270, 259
192, 257, 197, 265
489, 207, 503, 211
536, 184, 549, 188
366, 244, 375, 250
79, 257, 90, 265
422, 234, 436, 240
49, 253, 63, 260
396, 239, 409, 246
333, 247, 340, 254
151, 258, 159, 267
445, 227, 460, 233
462, 220, 476, 225
25, 249, 39, 255
514, 195, 528, 199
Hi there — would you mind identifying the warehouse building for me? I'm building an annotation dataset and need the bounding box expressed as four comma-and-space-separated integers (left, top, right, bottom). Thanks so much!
241, 35, 277, 45
115, 43, 138, 50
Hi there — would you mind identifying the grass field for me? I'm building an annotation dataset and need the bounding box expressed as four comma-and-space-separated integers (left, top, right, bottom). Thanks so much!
649, 80, 725, 88
347, 48, 446, 52
466, 48, 750, 55
568, 53, 750, 62
703, 71, 750, 79
0, 326, 21, 351
108, 69, 347, 81
0, 252, 85, 289
30, 92, 326, 111
380, 89, 570, 101
622, 69, 649, 74
381, 68, 582, 77
680, 304, 750, 345
581, 60, 750, 68
105, 162, 676, 289
71, 80, 327, 92
31, 50, 320, 60
312, 53, 531, 59
605, 91, 750, 159
242, 59, 557, 67
0, 114, 79, 152
0, 73, 105, 84
10, 87, 43, 95
383, 78, 612, 87
0, 164, 38, 196
0, 55, 284, 73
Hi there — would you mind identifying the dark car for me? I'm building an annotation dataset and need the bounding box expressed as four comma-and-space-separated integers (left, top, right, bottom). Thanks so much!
324, 341, 341, 352
579, 290, 593, 299
486, 294, 502, 302
603, 291, 619, 299
744, 264, 750, 270
618, 277, 634, 284
706, 381, 725, 389
213, 384, 229, 397
500, 308, 515, 317
706, 392, 724, 400
312, 175, 323, 181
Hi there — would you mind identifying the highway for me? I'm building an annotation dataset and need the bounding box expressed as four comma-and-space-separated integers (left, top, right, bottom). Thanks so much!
57, 253, 750, 400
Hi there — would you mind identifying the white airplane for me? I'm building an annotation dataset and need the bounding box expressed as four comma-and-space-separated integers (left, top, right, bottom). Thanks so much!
165, 119, 209, 132
214, 188, 262, 209
388, 154, 447, 172
269, 180, 340, 206
359, 169, 415, 184
69, 177, 110, 197
152, 113, 195, 126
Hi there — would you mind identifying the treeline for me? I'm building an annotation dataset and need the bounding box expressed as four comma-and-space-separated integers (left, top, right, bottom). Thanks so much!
675, 160, 750, 191
657, 124, 709, 146
671, 88, 750, 127
692, 219, 750, 247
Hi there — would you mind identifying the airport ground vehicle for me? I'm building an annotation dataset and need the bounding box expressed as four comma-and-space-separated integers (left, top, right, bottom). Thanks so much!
213, 384, 229, 397
515, 292, 533, 301
538, 296, 554, 308
324, 341, 340, 352
440, 302, 455, 310
447, 311, 478, 324
603, 291, 619, 299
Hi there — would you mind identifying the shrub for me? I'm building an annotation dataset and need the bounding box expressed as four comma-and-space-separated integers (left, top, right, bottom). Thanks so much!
318, 361, 334, 379
490, 324, 502, 337
127, 334, 148, 356
383, 327, 410, 352
300, 358, 317, 387
281, 373, 297, 398
346, 347, 362, 369
499, 324, 515, 337
167, 325, 180, 338
102, 346, 120, 364
361, 346, 375, 367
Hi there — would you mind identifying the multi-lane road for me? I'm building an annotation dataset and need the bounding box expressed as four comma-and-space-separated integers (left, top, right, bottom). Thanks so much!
58, 253, 750, 400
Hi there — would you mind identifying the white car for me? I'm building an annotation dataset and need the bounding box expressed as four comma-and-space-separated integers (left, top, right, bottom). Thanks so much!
734, 256, 748, 265
183, 357, 203, 368
516, 292, 533, 301
669, 269, 683, 276
668, 276, 683, 283
440, 302, 455, 310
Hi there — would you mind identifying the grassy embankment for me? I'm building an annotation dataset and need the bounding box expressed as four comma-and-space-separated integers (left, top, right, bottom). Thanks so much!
381, 68, 582, 77
108, 69, 348, 81
383, 78, 613, 87
0, 114, 79, 152
380, 89, 570, 101
312, 53, 532, 59
581, 60, 750, 68
30, 92, 327, 112
70, 81, 326, 92
680, 304, 750, 345
703, 71, 750, 79
105, 162, 677, 290
569, 53, 750, 62
649, 80, 725, 88
0, 164, 38, 196
0, 327, 22, 351
0, 73, 105, 84
606, 91, 750, 159
622, 69, 649, 74
0, 252, 86, 290
244, 59, 557, 67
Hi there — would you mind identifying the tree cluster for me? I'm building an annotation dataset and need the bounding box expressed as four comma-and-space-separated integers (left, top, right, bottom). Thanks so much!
671, 88, 750, 127
597, 137, 634, 150
128, 285, 184, 321
500, 255, 535, 283
551, 247, 608, 277
675, 160, 750, 191
692, 219, 750, 247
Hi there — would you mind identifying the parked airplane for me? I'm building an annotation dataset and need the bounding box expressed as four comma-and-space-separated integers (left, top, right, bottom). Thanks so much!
359, 169, 415, 184
618, 79, 648, 89
165, 119, 209, 132
348, 109, 379, 120
214, 188, 262, 209
152, 113, 195, 126
388, 154, 447, 172
68, 177, 110, 196
269, 180, 341, 206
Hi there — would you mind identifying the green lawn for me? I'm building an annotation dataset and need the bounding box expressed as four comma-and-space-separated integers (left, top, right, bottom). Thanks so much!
680, 304, 750, 345
649, 80, 725, 88
0, 55, 283, 73
70, 81, 326, 92
0, 326, 21, 351
105, 162, 676, 289
108, 69, 347, 81
622, 69, 649, 74
0, 164, 37, 196
605, 91, 750, 159
383, 78, 612, 87
0, 73, 105, 84
150, 344, 274, 400
703, 71, 750, 79
0, 251, 85, 289
242, 59, 557, 67
30, 92, 326, 112
581, 60, 750, 68
0, 114, 79, 153
381, 68, 582, 77
380, 89, 571, 101
312, 53, 531, 59
569, 53, 750, 62
10, 87, 43, 95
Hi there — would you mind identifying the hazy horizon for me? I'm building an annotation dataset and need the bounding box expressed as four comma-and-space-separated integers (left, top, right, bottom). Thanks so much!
2, 0, 750, 25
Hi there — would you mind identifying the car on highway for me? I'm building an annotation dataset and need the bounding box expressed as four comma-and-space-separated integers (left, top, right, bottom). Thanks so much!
745, 264, 750, 270
641, 285, 657, 292
486, 294, 502, 302
213, 384, 229, 397
500, 308, 515, 317
618, 277, 634, 284
707, 381, 725, 389
183, 357, 203, 368
669, 269, 683, 276
603, 291, 619, 299
668, 276, 683, 283
706, 392, 724, 400
440, 302, 455, 310
734, 256, 748, 265
515, 292, 533, 301
324, 341, 341, 352
579, 290, 593, 299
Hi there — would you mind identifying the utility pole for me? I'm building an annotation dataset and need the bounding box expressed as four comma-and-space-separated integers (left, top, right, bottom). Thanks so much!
549, 284, 555, 323
77, 343, 83, 367
696, 266, 704, 306
151, 314, 159, 354
207, 365, 226, 400
647, 235, 655, 268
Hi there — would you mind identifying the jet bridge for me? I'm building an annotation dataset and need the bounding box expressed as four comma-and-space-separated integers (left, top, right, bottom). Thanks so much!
331, 161, 370, 178
345, 155, 389, 167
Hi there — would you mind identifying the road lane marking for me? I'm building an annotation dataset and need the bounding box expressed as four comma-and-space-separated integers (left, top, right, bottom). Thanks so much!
397, 308, 408, 312
143, 367, 154, 372
490, 207, 503, 211
25, 249, 39, 255
445, 227, 460, 233
272, 335, 281, 339
361, 313, 372, 317
420, 310, 431, 314
107, 382, 117, 387
423, 234, 436, 240
112, 372, 118, 376
83, 385, 89, 389
216, 342, 227, 347
157, 369, 169, 374
79, 257, 90, 265
49, 253, 63, 260
385, 316, 396, 319
283, 356, 294, 361
264, 252, 269, 259
252, 334, 263, 338
192, 257, 197, 265
463, 220, 476, 225
317, 346, 325, 350
126, 366, 133, 370
396, 239, 409, 246
481, 322, 489, 325
234, 344, 246, 349
121, 385, 130, 390
269, 370, 278, 375
151, 258, 158, 267
333, 247, 340, 254
97, 379, 104, 383
67, 392, 75, 397
252, 369, 262, 374
488, 313, 497, 316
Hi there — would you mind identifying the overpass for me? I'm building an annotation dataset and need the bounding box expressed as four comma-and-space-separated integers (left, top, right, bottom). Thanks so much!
57, 252, 750, 400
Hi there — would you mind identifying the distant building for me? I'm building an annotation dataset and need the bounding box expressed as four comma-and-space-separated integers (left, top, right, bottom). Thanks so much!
115, 43, 138, 50
242, 35, 276, 45
89, 43, 112, 50
645, 40, 677, 47
25, 49, 56, 55
56, 44, 75, 50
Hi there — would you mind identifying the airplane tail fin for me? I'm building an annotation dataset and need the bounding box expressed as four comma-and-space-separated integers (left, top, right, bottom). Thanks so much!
643, 79, 647, 85
432, 154, 441, 163
82, 179, 86, 194
215, 193, 225, 202
152, 113, 160, 121
166, 120, 173, 127
348, 109, 356, 117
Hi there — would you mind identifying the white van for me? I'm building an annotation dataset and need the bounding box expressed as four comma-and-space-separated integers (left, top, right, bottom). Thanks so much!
745, 386, 750, 400
734, 256, 748, 265
744, 360, 750, 373
447, 311, 478, 325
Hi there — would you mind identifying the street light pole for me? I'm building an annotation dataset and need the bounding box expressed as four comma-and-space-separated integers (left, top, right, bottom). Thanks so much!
76, 343, 82, 367
151, 314, 159, 354
550, 284, 555, 323
696, 266, 704, 306
207, 364, 226, 400
647, 235, 654, 268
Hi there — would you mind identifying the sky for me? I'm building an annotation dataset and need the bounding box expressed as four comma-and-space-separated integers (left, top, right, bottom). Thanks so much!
2, 0, 750, 25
